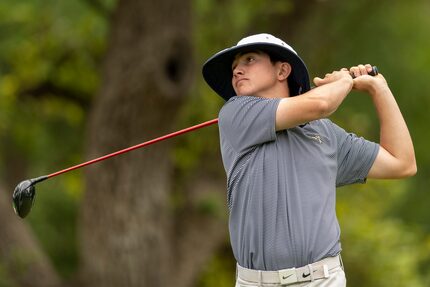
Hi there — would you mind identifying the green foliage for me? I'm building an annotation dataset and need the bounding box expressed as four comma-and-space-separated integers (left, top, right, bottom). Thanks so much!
0, 0, 106, 95
195, 243, 236, 287
338, 181, 430, 287
0, 0, 109, 279
0, 0, 106, 175
0, 263, 16, 287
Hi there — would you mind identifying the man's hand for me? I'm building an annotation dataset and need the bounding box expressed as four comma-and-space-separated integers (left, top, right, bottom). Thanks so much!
313, 68, 353, 87
349, 64, 388, 94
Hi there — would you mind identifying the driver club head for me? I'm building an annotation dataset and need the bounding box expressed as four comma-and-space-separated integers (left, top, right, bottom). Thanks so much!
12, 176, 48, 218
12, 179, 36, 218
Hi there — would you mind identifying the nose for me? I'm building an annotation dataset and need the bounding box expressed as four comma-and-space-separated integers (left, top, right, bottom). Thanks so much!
232, 64, 244, 77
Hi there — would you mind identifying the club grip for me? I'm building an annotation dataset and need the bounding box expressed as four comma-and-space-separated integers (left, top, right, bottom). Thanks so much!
369, 65, 378, 76
351, 66, 378, 78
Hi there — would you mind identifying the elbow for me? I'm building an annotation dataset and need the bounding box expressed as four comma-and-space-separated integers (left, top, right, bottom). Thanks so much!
398, 160, 417, 178
404, 161, 417, 177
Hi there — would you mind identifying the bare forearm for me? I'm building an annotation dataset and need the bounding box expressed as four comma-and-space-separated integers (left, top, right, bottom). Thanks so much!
349, 64, 416, 178
370, 85, 416, 175
276, 71, 352, 130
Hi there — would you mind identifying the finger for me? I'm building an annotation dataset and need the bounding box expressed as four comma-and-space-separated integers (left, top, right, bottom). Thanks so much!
358, 64, 367, 75
349, 67, 360, 78
313, 77, 322, 85
364, 64, 373, 74
341, 68, 351, 77
313, 77, 325, 86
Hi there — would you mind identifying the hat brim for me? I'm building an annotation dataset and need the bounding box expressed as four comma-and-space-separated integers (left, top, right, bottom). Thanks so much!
202, 42, 311, 101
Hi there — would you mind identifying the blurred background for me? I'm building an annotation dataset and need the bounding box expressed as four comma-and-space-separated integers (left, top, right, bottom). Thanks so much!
0, 0, 429, 286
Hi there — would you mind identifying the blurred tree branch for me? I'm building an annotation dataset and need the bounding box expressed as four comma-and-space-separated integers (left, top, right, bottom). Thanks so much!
18, 81, 91, 110
16, 46, 95, 109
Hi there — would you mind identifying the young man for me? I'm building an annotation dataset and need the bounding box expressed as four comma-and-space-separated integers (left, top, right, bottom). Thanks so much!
202, 34, 416, 287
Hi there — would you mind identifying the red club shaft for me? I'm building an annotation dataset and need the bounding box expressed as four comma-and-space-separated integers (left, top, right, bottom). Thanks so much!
47, 118, 219, 179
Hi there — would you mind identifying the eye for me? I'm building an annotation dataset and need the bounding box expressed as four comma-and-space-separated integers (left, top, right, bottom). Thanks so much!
246, 56, 255, 63
231, 54, 256, 70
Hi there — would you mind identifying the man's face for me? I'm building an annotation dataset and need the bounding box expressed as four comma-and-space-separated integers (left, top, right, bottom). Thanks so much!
231, 51, 280, 98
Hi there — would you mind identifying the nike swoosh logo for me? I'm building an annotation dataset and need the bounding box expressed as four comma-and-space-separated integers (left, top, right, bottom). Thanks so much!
303, 269, 318, 278
282, 274, 294, 280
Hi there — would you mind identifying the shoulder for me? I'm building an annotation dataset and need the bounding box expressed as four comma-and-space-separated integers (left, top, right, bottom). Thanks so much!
220, 96, 271, 111
219, 96, 279, 122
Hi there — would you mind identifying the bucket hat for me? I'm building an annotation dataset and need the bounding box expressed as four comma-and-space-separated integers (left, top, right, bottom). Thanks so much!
202, 33, 310, 101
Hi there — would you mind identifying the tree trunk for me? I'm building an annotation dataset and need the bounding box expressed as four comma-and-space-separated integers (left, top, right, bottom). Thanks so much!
79, 0, 226, 286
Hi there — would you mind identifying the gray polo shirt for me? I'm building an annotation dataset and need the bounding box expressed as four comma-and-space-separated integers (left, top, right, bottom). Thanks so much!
218, 96, 379, 271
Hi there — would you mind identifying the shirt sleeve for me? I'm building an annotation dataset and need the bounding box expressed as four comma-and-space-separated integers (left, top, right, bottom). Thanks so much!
219, 96, 280, 153
329, 121, 380, 187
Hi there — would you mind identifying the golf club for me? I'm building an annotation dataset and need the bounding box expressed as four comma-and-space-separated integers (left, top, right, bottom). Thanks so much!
12, 118, 219, 218
12, 66, 379, 219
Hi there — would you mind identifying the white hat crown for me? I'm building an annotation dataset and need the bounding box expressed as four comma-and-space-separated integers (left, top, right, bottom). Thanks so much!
236, 33, 298, 55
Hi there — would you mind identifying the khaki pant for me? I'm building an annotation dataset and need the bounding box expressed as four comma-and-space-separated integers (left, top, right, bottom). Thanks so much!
235, 256, 346, 287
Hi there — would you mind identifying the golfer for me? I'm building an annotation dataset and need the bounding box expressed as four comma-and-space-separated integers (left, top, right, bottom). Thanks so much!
202, 33, 416, 287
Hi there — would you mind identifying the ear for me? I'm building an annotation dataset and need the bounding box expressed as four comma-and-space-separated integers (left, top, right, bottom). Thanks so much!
277, 62, 292, 81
